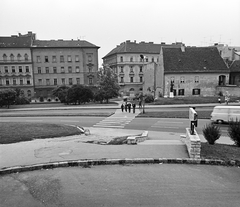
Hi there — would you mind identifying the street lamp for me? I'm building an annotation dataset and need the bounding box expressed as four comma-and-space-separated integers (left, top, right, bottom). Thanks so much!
140, 54, 146, 114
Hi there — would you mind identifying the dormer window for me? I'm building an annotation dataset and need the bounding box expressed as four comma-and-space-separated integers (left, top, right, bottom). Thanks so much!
3, 54, 7, 61
17, 54, 21, 61
130, 57, 133, 62
24, 54, 28, 61
120, 56, 123, 62
10, 54, 14, 61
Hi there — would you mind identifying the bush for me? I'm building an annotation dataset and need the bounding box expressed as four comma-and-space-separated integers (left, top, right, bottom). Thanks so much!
228, 118, 240, 147
145, 94, 154, 103
14, 96, 30, 105
202, 123, 221, 145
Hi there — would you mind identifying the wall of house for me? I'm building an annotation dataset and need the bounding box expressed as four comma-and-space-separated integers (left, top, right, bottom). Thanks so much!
163, 73, 229, 97
217, 85, 240, 97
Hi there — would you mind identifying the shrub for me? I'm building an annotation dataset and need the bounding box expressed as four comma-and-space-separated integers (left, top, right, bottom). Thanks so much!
202, 123, 221, 145
145, 94, 154, 103
14, 96, 30, 105
228, 118, 240, 147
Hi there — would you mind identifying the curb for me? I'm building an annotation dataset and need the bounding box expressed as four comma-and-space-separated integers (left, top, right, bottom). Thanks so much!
1, 158, 240, 175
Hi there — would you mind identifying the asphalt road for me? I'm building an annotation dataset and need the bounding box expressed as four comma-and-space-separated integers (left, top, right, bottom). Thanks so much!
1, 164, 239, 207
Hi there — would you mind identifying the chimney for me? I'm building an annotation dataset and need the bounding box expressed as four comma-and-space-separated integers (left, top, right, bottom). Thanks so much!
181, 44, 185, 52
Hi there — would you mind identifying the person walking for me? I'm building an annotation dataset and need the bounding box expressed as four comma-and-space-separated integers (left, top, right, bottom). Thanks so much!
132, 103, 136, 113
139, 100, 142, 109
121, 103, 124, 112
125, 102, 128, 112
128, 102, 131, 113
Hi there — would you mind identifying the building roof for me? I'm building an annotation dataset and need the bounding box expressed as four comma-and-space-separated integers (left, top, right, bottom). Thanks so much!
162, 46, 229, 73
229, 60, 240, 72
0, 36, 33, 48
32, 40, 100, 48
103, 40, 182, 59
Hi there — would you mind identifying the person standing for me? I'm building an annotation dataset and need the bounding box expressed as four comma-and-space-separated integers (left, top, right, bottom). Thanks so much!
132, 103, 136, 113
125, 102, 128, 112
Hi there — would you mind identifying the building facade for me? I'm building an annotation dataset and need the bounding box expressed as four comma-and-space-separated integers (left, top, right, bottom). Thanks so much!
160, 46, 230, 97
0, 33, 34, 98
32, 40, 99, 102
103, 40, 182, 97
0, 32, 100, 102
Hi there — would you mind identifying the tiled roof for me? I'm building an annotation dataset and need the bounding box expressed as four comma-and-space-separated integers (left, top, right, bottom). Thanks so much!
103, 41, 181, 58
162, 47, 229, 73
229, 60, 240, 72
0, 36, 32, 48
33, 40, 99, 48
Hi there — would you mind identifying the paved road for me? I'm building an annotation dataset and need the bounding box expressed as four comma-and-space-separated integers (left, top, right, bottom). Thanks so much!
1, 164, 239, 207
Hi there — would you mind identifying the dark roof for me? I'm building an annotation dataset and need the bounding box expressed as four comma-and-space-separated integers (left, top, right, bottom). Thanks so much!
0, 36, 32, 48
103, 40, 182, 58
229, 60, 240, 72
162, 47, 229, 73
32, 40, 99, 48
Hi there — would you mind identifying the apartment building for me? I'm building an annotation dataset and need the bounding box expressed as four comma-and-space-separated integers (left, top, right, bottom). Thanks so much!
102, 40, 181, 97
32, 40, 99, 101
0, 33, 34, 98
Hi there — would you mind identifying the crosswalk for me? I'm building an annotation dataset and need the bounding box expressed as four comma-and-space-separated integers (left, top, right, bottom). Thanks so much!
93, 109, 140, 128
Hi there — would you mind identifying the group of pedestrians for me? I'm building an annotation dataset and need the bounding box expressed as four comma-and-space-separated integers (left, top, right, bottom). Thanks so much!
121, 102, 136, 113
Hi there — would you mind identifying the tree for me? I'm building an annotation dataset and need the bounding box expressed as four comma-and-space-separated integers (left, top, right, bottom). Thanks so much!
0, 89, 17, 108
98, 66, 120, 103
67, 85, 93, 105
52, 85, 70, 103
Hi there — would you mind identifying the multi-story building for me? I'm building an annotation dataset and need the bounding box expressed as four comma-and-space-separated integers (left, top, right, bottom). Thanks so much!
32, 39, 99, 101
102, 40, 182, 97
0, 32, 100, 102
0, 32, 35, 98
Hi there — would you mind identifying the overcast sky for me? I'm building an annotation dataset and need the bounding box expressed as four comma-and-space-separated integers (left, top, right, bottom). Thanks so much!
1, 0, 240, 65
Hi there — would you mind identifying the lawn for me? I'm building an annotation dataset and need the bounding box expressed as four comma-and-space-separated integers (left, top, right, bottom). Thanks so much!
0, 122, 81, 144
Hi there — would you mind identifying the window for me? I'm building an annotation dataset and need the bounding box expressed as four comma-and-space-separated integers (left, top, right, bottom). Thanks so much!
45, 56, 49, 62
88, 66, 92, 72
120, 77, 124, 83
120, 56, 123, 62
13, 78, 16, 85
69, 78, 73, 85
12, 66, 16, 73
46, 79, 50, 85
38, 79, 42, 85
76, 78, 80, 84
130, 57, 133, 62
145, 57, 148, 62
10, 54, 14, 61
17, 54, 21, 61
19, 66, 23, 73
24, 54, 28, 61
75, 55, 79, 62
60, 55, 64, 62
4, 66, 8, 73
152, 57, 154, 62
25, 66, 29, 73
38, 67, 41, 74
68, 66, 72, 73
178, 89, 185, 96
27, 78, 31, 85
140, 76, 143, 82
6, 78, 9, 85
52, 56, 57, 63
46, 67, 49, 73
180, 76, 185, 83
67, 55, 72, 62
130, 66, 133, 72
37, 56, 41, 63
139, 66, 143, 72
61, 67, 65, 73
219, 75, 226, 86
76, 66, 80, 73
27, 90, 31, 97
54, 79, 57, 85
0, 78, 2, 85
88, 54, 92, 62
20, 79, 23, 85
53, 67, 57, 73
61, 78, 65, 85
130, 77, 133, 82
89, 78, 93, 85
3, 54, 7, 61
192, 89, 200, 95
195, 76, 199, 83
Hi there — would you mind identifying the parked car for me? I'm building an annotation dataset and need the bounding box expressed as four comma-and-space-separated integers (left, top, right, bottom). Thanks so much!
211, 106, 240, 124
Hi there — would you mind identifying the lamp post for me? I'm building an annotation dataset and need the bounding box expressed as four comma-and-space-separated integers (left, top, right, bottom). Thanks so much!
140, 54, 146, 114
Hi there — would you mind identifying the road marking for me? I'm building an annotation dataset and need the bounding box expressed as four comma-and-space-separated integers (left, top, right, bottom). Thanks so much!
151, 126, 179, 129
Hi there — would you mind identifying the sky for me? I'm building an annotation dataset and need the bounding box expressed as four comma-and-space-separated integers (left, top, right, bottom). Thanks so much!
1, 0, 240, 65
